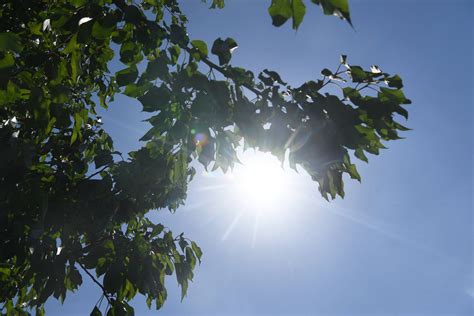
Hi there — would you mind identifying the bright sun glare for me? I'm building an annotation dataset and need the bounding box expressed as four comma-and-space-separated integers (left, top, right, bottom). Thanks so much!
230, 152, 290, 212
202, 151, 311, 245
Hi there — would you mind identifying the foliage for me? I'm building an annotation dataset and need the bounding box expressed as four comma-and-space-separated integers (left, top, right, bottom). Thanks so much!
0, 0, 410, 315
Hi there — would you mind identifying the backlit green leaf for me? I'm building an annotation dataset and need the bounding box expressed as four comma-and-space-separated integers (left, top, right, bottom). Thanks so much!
191, 40, 208, 59
311, 0, 352, 26
292, 0, 306, 29
379, 87, 411, 104
0, 33, 23, 52
0, 52, 14, 69
268, 0, 292, 27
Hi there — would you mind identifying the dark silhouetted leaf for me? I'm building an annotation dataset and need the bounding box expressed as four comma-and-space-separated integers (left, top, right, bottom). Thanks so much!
211, 37, 238, 65
138, 85, 171, 112
116, 66, 138, 86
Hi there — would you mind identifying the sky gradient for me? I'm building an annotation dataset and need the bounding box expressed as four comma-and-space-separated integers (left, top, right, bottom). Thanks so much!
47, 0, 473, 315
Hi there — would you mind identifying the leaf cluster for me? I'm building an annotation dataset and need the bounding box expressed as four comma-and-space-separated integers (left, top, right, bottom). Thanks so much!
0, 0, 410, 315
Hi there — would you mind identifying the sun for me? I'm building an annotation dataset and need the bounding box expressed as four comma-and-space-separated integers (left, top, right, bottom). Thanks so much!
230, 151, 290, 212
198, 150, 309, 245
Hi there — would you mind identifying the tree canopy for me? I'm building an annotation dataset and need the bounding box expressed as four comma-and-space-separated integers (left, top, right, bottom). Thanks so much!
0, 0, 411, 315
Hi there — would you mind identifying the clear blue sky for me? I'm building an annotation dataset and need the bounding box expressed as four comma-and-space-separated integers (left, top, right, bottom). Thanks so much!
47, 0, 473, 314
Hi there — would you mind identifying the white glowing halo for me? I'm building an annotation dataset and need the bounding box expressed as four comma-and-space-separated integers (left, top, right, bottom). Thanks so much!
230, 152, 289, 212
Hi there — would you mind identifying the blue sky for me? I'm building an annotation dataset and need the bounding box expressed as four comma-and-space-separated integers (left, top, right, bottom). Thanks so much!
47, 0, 473, 314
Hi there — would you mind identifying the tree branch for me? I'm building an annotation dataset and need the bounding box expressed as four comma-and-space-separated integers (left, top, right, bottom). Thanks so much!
183, 47, 264, 98
112, 0, 271, 101
84, 164, 111, 181
78, 262, 112, 305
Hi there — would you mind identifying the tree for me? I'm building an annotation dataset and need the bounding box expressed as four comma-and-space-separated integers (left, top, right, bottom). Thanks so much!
0, 0, 411, 314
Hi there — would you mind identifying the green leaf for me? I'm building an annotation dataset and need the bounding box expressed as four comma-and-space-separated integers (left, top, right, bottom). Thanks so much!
144, 56, 169, 81
348, 66, 367, 83
146, 296, 152, 309
355, 148, 368, 162
211, 38, 238, 65
379, 87, 411, 104
71, 112, 83, 144
120, 41, 142, 65
393, 104, 409, 119
29, 22, 43, 35
63, 34, 78, 54
91, 306, 102, 316
210, 0, 225, 9
77, 20, 93, 43
191, 40, 208, 59
103, 264, 121, 294
179, 237, 188, 251
180, 278, 189, 301
292, 0, 306, 29
71, 51, 81, 83
311, 0, 352, 26
0, 33, 23, 52
35, 306, 45, 316
0, 52, 14, 69
94, 151, 113, 169
386, 74, 403, 89
262, 69, 286, 85
228, 67, 254, 86
191, 241, 203, 263
268, 0, 292, 27
168, 45, 181, 65
151, 223, 164, 236
170, 24, 189, 46
394, 121, 411, 131
92, 14, 117, 40
342, 87, 361, 100
124, 5, 144, 23
68, 266, 83, 288
115, 65, 138, 87
321, 68, 333, 76
185, 247, 197, 269
198, 138, 215, 169
346, 163, 361, 182
123, 82, 152, 98
138, 85, 171, 112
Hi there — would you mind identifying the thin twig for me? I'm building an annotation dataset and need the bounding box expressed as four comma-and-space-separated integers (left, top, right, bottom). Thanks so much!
85, 164, 111, 181
357, 83, 370, 91
183, 46, 263, 97
78, 262, 112, 305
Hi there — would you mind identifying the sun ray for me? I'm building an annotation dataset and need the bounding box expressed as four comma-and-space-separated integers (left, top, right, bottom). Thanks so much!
221, 211, 243, 241
251, 213, 261, 248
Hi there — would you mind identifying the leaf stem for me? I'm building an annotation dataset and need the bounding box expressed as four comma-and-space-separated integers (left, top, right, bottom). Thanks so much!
78, 262, 112, 305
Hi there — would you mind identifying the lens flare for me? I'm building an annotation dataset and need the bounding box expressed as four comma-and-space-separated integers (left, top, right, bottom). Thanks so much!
194, 133, 208, 147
